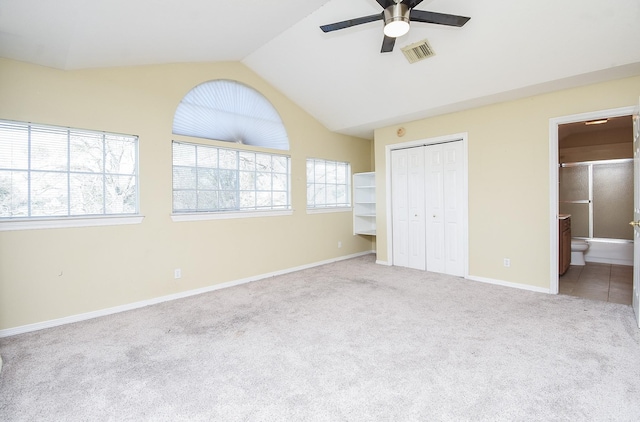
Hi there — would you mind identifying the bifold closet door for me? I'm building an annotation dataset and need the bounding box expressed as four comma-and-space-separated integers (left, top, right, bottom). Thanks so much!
391, 148, 426, 270
392, 141, 464, 276
425, 142, 464, 276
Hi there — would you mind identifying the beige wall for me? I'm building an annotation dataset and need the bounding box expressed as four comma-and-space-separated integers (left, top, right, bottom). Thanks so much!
0, 59, 374, 330
374, 75, 640, 289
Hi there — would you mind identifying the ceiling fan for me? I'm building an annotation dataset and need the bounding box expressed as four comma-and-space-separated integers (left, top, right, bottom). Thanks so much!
320, 0, 470, 53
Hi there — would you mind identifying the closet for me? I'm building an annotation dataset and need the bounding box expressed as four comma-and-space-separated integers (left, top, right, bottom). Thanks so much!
391, 141, 464, 276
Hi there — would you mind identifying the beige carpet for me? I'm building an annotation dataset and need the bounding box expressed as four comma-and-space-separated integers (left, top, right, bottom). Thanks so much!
1, 254, 639, 421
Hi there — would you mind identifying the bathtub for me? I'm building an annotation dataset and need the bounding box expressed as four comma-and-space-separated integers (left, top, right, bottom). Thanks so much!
583, 239, 633, 266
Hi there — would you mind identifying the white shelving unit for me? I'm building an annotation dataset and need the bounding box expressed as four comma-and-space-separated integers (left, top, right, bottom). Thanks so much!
353, 172, 376, 235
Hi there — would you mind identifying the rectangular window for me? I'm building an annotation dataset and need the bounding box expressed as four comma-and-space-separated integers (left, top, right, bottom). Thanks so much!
306, 158, 351, 209
172, 141, 291, 213
0, 120, 139, 219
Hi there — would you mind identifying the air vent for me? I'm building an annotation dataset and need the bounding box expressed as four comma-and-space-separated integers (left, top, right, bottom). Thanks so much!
401, 39, 436, 64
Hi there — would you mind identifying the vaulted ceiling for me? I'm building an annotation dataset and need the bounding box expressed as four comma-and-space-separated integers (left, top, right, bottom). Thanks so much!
1, 0, 639, 139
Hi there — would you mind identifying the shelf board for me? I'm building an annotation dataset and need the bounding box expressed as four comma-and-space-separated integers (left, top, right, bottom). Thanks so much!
355, 230, 376, 236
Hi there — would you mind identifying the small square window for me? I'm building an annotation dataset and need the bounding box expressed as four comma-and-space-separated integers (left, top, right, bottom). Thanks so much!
306, 158, 351, 209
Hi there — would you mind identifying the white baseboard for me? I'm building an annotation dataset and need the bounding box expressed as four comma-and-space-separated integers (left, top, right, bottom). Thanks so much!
466, 275, 551, 294
0, 251, 374, 338
374, 261, 550, 293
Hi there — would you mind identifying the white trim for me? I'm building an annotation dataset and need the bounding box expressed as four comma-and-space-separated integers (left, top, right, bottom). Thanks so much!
0, 251, 374, 338
171, 209, 292, 222
549, 121, 560, 294
306, 207, 352, 215
549, 105, 637, 295
384, 132, 469, 277
0, 215, 144, 232
466, 275, 551, 294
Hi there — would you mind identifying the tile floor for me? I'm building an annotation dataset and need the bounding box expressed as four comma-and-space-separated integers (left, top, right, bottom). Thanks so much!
560, 262, 633, 304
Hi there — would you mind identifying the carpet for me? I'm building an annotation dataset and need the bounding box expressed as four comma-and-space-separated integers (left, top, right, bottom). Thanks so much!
1, 254, 639, 421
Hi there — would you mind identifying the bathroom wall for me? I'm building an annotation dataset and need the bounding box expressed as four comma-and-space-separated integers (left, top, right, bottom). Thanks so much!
559, 117, 633, 163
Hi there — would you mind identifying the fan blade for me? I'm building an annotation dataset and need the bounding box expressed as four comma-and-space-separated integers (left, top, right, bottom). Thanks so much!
409, 10, 470, 27
381, 35, 396, 53
403, 0, 425, 8
380, 1, 424, 8
320, 13, 383, 33
376, 0, 396, 8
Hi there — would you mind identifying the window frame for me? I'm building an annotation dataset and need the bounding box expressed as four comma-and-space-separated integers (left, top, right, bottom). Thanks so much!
306, 157, 352, 214
171, 140, 292, 221
0, 120, 143, 232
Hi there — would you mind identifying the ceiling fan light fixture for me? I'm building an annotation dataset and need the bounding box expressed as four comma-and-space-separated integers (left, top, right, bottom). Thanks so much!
383, 3, 410, 38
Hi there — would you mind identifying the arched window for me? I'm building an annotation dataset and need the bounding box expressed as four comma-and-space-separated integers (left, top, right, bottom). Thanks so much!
173, 80, 289, 151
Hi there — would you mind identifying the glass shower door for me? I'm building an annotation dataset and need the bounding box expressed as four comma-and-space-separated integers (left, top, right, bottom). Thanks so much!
559, 165, 590, 237
593, 161, 634, 240
559, 160, 634, 241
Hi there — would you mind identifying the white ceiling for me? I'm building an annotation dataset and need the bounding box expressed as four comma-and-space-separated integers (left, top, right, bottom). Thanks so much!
1, 0, 639, 139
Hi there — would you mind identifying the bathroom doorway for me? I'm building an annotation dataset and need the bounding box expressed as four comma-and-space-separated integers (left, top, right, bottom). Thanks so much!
550, 108, 635, 303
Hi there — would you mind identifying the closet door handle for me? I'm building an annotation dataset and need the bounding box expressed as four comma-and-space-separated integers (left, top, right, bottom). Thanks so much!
630, 221, 640, 227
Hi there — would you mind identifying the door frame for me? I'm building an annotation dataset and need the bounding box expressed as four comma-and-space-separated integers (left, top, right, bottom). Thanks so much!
548, 105, 637, 294
385, 132, 469, 277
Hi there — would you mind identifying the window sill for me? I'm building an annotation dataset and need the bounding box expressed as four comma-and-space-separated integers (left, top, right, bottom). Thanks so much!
172, 209, 293, 222
0, 215, 145, 232
306, 207, 352, 215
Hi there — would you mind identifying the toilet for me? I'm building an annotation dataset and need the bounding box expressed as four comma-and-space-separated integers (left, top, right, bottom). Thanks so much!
570, 239, 589, 266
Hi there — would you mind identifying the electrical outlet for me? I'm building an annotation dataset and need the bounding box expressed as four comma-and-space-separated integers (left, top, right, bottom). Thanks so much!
503, 258, 510, 268
338, 241, 342, 248
174, 268, 182, 279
